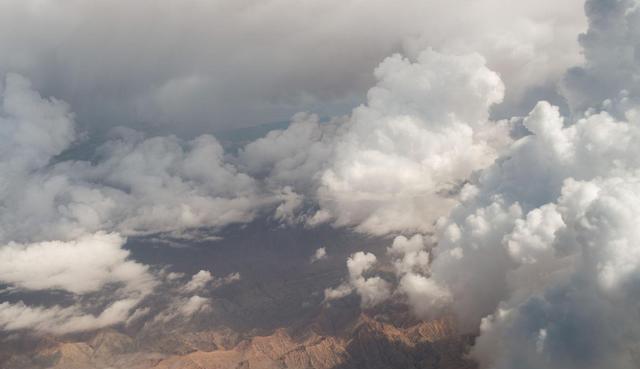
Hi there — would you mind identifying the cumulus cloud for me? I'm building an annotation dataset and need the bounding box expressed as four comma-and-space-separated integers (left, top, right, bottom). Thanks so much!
243, 49, 512, 235
562, 0, 640, 116
324, 234, 453, 315
0, 73, 275, 245
0, 73, 262, 334
400, 96, 640, 368
317, 3, 640, 365
183, 270, 241, 293
315, 50, 510, 235
324, 252, 391, 307
0, 233, 155, 334
310, 247, 328, 263
183, 270, 214, 293
0, 232, 153, 295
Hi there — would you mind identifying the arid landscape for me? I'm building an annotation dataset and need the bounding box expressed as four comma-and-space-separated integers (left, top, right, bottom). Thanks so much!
1, 307, 475, 369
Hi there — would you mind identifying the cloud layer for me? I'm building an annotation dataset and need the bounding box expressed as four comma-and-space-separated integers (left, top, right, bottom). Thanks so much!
0, 0, 585, 135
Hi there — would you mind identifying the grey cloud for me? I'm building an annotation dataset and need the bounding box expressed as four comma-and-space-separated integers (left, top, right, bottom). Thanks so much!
562, 0, 640, 116
0, 0, 585, 136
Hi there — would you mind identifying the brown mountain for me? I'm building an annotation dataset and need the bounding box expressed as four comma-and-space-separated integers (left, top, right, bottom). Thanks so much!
0, 309, 476, 369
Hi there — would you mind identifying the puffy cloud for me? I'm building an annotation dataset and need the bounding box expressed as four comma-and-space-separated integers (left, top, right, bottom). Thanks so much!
0, 232, 153, 295
239, 113, 335, 187
246, 49, 512, 235
183, 270, 241, 293
0, 73, 264, 334
0, 298, 143, 335
0, 73, 275, 244
386, 235, 452, 317
398, 274, 451, 318
387, 235, 430, 276
183, 270, 214, 293
314, 50, 510, 235
323, 283, 354, 302
325, 252, 391, 307
52, 131, 264, 238
405, 94, 640, 368
310, 247, 328, 263
468, 176, 640, 369
0, 73, 75, 172
0, 232, 155, 334
178, 295, 211, 317
562, 0, 640, 116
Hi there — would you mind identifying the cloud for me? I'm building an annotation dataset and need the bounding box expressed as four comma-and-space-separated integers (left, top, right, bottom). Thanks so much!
310, 247, 328, 263
315, 49, 511, 235
387, 235, 430, 276
0, 232, 153, 295
409, 97, 640, 368
314, 48, 505, 234
183, 270, 241, 293
324, 251, 391, 307
0, 73, 276, 244
0, 0, 585, 135
562, 0, 640, 116
0, 232, 155, 334
153, 270, 242, 323
0, 298, 144, 335
0, 73, 261, 334
183, 270, 214, 293
178, 295, 211, 317
314, 4, 640, 363
241, 49, 512, 235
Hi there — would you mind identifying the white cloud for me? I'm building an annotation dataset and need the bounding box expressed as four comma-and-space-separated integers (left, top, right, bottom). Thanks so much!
413, 97, 640, 368
183, 270, 214, 293
323, 283, 354, 302
0, 232, 153, 295
398, 273, 451, 318
243, 49, 512, 235
314, 50, 511, 235
183, 269, 241, 293
0, 298, 144, 335
310, 247, 328, 263
0, 232, 155, 334
0, 73, 278, 244
178, 295, 211, 317
325, 251, 391, 307
0, 74, 259, 334
387, 235, 430, 276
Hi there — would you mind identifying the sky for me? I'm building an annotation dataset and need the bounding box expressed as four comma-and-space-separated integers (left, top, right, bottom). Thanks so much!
3, 0, 640, 368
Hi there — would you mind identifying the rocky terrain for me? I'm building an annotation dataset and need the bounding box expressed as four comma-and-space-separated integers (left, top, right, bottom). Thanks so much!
0, 305, 476, 369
